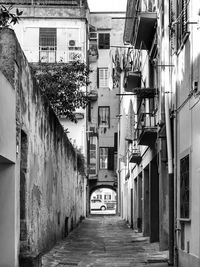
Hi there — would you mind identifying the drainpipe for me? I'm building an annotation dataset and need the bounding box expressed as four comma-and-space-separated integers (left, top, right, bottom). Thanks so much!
165, 90, 174, 266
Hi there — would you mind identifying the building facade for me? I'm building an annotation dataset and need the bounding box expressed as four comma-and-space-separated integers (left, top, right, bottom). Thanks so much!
87, 11, 126, 206
119, 0, 200, 266
0, 28, 87, 267
4, 0, 89, 155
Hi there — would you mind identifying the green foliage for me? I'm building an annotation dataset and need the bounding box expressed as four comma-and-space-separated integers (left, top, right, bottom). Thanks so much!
76, 148, 86, 176
32, 60, 90, 122
0, 5, 23, 28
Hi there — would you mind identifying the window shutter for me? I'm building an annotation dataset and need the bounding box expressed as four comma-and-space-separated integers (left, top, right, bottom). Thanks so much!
97, 68, 99, 88
105, 33, 110, 49
114, 132, 118, 152
182, 0, 188, 35
169, 0, 176, 51
108, 147, 114, 170
98, 33, 104, 49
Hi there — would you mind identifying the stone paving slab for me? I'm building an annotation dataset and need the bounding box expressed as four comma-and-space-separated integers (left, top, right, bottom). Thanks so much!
42, 216, 168, 267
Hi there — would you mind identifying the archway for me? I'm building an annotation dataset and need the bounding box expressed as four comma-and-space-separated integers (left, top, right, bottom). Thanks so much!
90, 185, 117, 215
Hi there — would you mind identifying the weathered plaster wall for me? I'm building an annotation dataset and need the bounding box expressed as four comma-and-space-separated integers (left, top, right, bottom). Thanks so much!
0, 28, 86, 264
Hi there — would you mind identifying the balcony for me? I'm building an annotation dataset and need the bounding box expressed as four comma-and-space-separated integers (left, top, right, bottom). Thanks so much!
137, 112, 157, 146
129, 148, 142, 164
87, 89, 98, 101
133, 12, 157, 50
23, 46, 83, 63
124, 71, 141, 92
133, 87, 157, 98
0, 0, 87, 6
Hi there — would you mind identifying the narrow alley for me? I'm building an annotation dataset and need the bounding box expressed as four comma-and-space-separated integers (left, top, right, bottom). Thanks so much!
42, 215, 168, 267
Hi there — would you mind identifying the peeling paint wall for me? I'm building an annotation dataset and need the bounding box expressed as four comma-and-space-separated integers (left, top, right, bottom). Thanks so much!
0, 28, 87, 265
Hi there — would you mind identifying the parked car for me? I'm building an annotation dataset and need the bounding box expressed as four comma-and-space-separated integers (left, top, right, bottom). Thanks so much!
90, 199, 107, 210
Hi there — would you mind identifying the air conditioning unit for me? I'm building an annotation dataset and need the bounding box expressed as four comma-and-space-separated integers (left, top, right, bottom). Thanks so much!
69, 40, 76, 46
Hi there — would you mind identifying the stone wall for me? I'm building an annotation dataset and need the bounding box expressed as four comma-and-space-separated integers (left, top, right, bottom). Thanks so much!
0, 28, 86, 265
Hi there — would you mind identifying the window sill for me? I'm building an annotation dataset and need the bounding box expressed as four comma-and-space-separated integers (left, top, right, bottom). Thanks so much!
177, 218, 191, 223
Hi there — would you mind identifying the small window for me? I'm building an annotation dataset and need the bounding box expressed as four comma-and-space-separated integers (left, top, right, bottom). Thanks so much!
180, 154, 189, 218
100, 148, 108, 169
39, 28, 57, 63
89, 136, 97, 175
98, 33, 110, 49
99, 147, 114, 170
98, 68, 109, 88
98, 107, 110, 128
104, 195, 111, 200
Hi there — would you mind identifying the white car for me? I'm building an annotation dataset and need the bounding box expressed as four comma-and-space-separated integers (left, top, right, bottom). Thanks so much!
90, 199, 107, 210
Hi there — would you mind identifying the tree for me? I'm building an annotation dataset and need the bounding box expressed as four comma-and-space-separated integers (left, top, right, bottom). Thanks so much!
32, 60, 90, 122
0, 5, 23, 28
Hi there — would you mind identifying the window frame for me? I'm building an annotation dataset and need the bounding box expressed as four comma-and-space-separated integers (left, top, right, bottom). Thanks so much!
97, 68, 109, 88
99, 147, 115, 170
39, 28, 57, 63
98, 33, 110, 49
98, 106, 110, 128
180, 154, 190, 219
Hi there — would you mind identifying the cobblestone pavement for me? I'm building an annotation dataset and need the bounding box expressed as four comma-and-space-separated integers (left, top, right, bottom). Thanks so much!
42, 215, 169, 267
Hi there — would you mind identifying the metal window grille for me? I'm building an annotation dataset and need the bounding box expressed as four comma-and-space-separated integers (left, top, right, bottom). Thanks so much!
39, 28, 57, 62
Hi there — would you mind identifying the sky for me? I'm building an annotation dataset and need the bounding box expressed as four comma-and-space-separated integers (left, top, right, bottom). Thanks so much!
87, 0, 127, 12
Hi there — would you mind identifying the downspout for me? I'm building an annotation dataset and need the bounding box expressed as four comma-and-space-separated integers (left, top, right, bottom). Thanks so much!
162, 0, 174, 266
165, 83, 174, 266
164, 2, 174, 264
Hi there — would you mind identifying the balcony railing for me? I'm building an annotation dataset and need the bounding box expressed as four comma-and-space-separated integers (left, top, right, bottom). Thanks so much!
23, 46, 83, 63
137, 112, 157, 146
0, 0, 87, 6
87, 89, 98, 101
129, 146, 142, 164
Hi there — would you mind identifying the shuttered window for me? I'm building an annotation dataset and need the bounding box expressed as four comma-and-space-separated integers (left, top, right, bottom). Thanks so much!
89, 136, 97, 175
98, 33, 110, 49
180, 154, 189, 218
99, 147, 114, 170
177, 0, 189, 50
169, 0, 176, 51
97, 68, 109, 88
39, 28, 57, 49
98, 106, 110, 128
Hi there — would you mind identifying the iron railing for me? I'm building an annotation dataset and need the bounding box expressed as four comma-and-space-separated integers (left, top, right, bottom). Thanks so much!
0, 0, 87, 6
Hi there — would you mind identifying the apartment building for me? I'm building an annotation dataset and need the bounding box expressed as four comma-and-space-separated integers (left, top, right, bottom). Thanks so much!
3, 0, 89, 154
87, 11, 125, 205
119, 0, 200, 266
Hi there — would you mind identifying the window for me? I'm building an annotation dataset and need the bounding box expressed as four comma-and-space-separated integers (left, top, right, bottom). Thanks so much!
98, 33, 110, 49
180, 154, 189, 218
97, 68, 109, 88
99, 147, 114, 170
104, 194, 111, 200
89, 136, 97, 175
39, 28, 57, 63
98, 107, 110, 128
177, 0, 189, 50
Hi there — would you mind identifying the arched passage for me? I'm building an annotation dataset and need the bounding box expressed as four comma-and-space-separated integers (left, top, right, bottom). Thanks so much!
89, 185, 117, 215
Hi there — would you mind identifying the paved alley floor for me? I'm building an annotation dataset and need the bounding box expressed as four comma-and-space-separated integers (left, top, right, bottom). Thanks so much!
42, 215, 169, 267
